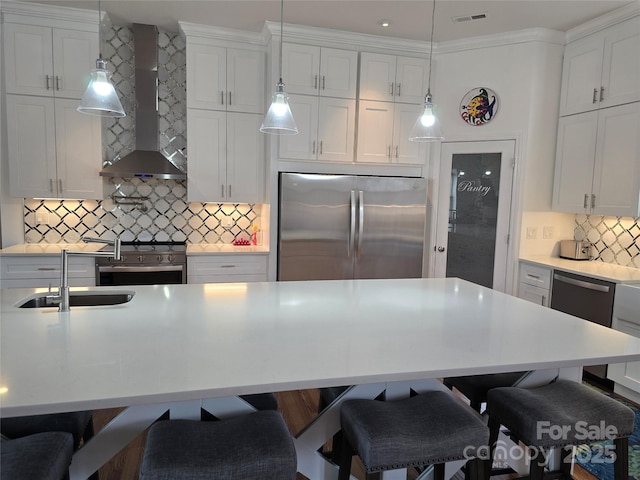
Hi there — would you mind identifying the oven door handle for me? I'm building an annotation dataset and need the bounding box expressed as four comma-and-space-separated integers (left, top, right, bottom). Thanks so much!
98, 265, 184, 273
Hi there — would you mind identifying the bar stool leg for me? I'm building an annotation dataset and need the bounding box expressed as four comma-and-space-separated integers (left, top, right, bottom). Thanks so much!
529, 447, 545, 480
614, 437, 629, 480
338, 435, 355, 480
485, 416, 501, 479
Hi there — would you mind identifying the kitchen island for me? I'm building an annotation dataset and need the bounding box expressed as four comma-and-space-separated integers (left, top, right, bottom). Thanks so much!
3, 277, 640, 479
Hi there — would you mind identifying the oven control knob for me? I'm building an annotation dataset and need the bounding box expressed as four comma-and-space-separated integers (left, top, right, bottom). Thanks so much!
138, 255, 144, 262
168, 255, 173, 262
120, 255, 127, 263
157, 255, 163, 263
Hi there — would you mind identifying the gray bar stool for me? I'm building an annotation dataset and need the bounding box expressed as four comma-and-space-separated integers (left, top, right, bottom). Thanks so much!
1, 432, 74, 480
486, 380, 635, 480
338, 391, 489, 480
139, 410, 297, 479
444, 372, 526, 412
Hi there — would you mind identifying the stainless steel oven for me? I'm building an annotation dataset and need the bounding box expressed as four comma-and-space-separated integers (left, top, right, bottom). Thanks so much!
96, 242, 187, 286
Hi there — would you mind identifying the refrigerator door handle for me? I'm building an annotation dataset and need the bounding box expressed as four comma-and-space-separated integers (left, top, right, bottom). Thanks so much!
349, 190, 356, 258
357, 190, 364, 259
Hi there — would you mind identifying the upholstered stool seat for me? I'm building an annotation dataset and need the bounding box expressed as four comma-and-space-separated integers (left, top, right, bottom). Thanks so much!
1, 411, 94, 450
444, 372, 526, 412
139, 410, 297, 480
486, 380, 635, 480
338, 391, 489, 480
1, 432, 74, 480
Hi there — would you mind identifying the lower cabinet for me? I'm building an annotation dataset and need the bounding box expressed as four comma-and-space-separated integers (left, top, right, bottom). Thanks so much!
517, 262, 552, 307
0, 255, 95, 288
608, 285, 640, 401
187, 254, 268, 283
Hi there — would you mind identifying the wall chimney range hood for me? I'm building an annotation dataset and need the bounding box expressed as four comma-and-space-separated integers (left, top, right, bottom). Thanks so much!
100, 24, 186, 180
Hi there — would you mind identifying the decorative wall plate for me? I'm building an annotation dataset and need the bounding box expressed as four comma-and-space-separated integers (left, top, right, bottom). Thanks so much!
460, 87, 498, 126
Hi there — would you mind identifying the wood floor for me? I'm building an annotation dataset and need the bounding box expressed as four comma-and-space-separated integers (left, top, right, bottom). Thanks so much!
91, 388, 599, 480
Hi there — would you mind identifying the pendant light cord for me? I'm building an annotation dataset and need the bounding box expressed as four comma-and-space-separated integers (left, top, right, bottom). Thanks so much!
427, 0, 436, 95
279, 0, 284, 83
97, 0, 103, 60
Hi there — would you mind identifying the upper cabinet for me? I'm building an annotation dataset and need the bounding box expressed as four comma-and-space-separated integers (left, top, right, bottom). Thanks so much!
186, 44, 265, 113
552, 102, 640, 216
359, 52, 428, 105
282, 43, 358, 99
4, 23, 98, 99
559, 16, 640, 116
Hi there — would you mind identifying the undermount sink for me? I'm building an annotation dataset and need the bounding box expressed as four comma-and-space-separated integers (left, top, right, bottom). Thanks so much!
17, 290, 135, 308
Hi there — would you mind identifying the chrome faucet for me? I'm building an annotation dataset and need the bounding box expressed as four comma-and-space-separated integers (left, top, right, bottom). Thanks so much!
56, 236, 122, 312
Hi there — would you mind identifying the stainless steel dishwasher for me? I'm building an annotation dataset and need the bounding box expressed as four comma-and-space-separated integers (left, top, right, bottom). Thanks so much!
550, 269, 616, 387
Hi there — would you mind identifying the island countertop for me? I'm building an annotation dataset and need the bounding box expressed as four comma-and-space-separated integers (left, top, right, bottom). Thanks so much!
3, 278, 640, 418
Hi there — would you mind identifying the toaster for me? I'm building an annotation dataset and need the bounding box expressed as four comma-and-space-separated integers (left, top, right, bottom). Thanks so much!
559, 240, 591, 260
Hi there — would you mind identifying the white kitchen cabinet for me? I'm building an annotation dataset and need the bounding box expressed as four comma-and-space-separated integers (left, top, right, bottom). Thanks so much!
517, 262, 552, 307
0, 255, 95, 289
6, 94, 102, 199
356, 100, 426, 165
3, 23, 98, 99
559, 16, 640, 116
279, 94, 356, 162
282, 43, 358, 99
186, 44, 265, 114
187, 109, 264, 203
552, 102, 640, 216
187, 254, 268, 283
359, 52, 428, 105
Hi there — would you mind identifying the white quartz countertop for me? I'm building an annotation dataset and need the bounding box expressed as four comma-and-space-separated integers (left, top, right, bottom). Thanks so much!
0, 243, 105, 256
3, 278, 640, 418
520, 255, 640, 283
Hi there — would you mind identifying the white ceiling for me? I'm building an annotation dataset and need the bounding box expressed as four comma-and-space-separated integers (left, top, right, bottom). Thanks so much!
18, 0, 636, 42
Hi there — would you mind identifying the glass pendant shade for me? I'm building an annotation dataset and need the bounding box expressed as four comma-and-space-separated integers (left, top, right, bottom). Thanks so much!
260, 82, 298, 135
77, 57, 125, 117
409, 94, 443, 142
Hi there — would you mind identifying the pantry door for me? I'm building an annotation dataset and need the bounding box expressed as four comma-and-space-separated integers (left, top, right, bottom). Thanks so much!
433, 141, 515, 291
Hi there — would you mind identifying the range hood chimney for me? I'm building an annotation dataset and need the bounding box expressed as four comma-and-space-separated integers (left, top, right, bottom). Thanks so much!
100, 23, 186, 180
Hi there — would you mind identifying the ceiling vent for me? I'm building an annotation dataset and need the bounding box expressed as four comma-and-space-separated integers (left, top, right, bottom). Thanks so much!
452, 13, 488, 23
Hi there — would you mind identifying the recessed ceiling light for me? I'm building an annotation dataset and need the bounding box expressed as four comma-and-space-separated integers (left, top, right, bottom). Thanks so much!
377, 19, 392, 28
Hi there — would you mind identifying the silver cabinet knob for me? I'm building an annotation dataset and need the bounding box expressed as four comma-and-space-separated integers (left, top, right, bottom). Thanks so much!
437, 246, 446, 252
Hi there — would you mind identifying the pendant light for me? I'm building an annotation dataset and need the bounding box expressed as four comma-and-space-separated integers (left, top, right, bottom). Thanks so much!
409, 0, 443, 142
260, 0, 298, 135
77, 0, 125, 117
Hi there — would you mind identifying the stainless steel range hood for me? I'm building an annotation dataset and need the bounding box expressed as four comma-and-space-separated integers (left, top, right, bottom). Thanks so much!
100, 24, 186, 180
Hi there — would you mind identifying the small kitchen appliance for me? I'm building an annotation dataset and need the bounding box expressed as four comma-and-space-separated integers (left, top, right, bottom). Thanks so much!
559, 240, 591, 260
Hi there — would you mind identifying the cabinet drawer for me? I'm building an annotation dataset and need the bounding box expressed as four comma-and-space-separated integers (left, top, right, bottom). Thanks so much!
519, 263, 552, 289
518, 283, 550, 307
187, 273, 267, 284
187, 255, 267, 277
1, 256, 94, 280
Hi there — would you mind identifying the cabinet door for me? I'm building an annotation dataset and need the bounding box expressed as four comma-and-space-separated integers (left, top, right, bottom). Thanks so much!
317, 98, 355, 162
4, 24, 54, 96
392, 103, 426, 165
226, 49, 265, 114
282, 43, 320, 95
6, 95, 57, 198
356, 100, 394, 163
55, 98, 103, 199
279, 94, 319, 161
52, 28, 98, 99
359, 52, 396, 102
319, 48, 358, 99
552, 111, 598, 213
518, 283, 550, 307
600, 16, 640, 110
187, 109, 227, 202
394, 56, 428, 105
591, 103, 640, 217
559, 35, 604, 116
226, 113, 264, 203
186, 44, 226, 110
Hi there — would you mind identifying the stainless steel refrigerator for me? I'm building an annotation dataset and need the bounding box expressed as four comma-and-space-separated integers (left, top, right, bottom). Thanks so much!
278, 172, 427, 281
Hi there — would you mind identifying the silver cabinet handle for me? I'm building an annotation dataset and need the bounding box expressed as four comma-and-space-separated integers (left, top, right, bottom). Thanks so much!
228, 185, 232, 197
553, 273, 608, 292
348, 190, 356, 258
583, 193, 588, 209
396, 83, 401, 97
37, 267, 57, 271
220, 265, 236, 268
395, 145, 399, 159
541, 295, 546, 307
319, 140, 323, 154
314, 75, 318, 90
526, 274, 540, 280
322, 75, 325, 90
221, 91, 224, 105
50, 178, 54, 192
437, 246, 446, 252
312, 140, 316, 155
357, 190, 364, 259
46, 75, 52, 90
387, 145, 392, 160
389, 83, 394, 96
600, 86, 605, 102
221, 184, 225, 197
591, 194, 596, 209
55, 76, 61, 91
592, 88, 598, 103
59, 179, 63, 193
228, 91, 232, 105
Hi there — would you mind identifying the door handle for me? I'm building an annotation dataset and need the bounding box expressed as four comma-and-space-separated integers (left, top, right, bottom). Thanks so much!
583, 194, 588, 209
591, 194, 596, 209
228, 91, 232, 105
314, 75, 318, 90
228, 185, 232, 198
592, 88, 598, 103
437, 246, 446, 252
46, 75, 52, 90
322, 75, 325, 90
319, 140, 323, 154
221, 91, 225, 105
357, 190, 364, 259
348, 190, 356, 258
599, 86, 605, 102
396, 83, 401, 97
395, 145, 399, 159
55, 76, 61, 91
221, 184, 225, 197
312, 141, 316, 155
389, 83, 394, 96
